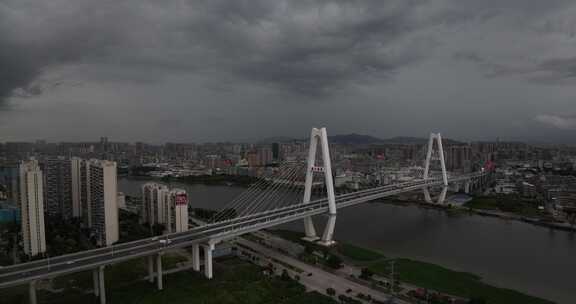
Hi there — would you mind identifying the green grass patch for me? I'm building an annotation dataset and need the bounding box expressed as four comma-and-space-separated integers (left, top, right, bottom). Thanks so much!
368, 258, 554, 304
465, 197, 501, 211
337, 243, 384, 262
2, 259, 338, 304
465, 197, 545, 218
162, 253, 188, 269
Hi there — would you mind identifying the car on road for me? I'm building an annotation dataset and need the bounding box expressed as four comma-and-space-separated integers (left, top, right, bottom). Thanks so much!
159, 239, 172, 245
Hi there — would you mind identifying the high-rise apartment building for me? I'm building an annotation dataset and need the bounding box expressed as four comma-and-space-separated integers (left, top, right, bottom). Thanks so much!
272, 143, 280, 160
86, 159, 119, 246
70, 157, 83, 218
168, 189, 188, 233
18, 160, 46, 256
141, 183, 188, 233
445, 145, 472, 173
141, 182, 170, 226
43, 157, 73, 219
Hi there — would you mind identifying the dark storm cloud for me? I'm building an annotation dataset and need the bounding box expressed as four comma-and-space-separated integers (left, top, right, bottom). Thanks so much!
0, 0, 453, 106
454, 51, 576, 84
535, 114, 576, 130
1, 0, 575, 107
0, 0, 129, 105
532, 57, 576, 82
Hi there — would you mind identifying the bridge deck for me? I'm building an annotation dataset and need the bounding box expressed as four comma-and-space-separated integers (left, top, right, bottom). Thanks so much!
0, 173, 485, 288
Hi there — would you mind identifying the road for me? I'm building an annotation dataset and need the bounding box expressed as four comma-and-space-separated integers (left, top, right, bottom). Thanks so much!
235, 237, 412, 304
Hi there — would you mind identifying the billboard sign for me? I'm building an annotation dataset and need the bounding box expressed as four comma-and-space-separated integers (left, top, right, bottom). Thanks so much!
175, 193, 187, 206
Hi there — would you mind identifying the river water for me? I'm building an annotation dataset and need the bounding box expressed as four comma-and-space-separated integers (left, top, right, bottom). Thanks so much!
119, 178, 576, 304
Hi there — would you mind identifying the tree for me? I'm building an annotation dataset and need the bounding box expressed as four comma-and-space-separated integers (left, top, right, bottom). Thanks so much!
326, 254, 343, 269
326, 288, 336, 296
468, 297, 487, 304
359, 267, 373, 280
281, 269, 291, 281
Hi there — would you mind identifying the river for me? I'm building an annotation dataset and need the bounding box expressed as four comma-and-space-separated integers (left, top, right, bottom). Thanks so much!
119, 178, 576, 304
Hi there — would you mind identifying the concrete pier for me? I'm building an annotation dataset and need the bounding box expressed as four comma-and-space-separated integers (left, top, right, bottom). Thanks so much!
29, 280, 37, 304
156, 253, 163, 290
192, 244, 200, 272
203, 243, 214, 279
92, 269, 99, 296
98, 266, 106, 304
147, 255, 154, 283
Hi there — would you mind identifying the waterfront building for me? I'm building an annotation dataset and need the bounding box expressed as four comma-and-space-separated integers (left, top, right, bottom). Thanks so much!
141, 182, 170, 226
70, 157, 84, 218
43, 157, 73, 219
141, 183, 188, 233
86, 159, 119, 246
167, 189, 188, 233
18, 160, 47, 256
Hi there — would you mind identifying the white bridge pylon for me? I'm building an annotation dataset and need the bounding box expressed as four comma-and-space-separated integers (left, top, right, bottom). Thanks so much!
302, 127, 337, 246
423, 133, 449, 204
424, 133, 448, 186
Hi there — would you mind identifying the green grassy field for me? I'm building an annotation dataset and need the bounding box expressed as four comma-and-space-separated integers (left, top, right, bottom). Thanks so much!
0, 258, 337, 304
270, 229, 554, 304
465, 197, 544, 218
367, 258, 554, 304
337, 243, 385, 261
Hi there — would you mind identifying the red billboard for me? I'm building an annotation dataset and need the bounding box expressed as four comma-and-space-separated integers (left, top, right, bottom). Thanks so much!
175, 193, 187, 205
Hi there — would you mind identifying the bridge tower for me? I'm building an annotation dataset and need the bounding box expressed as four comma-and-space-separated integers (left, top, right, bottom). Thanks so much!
302, 127, 337, 246
423, 133, 448, 186
422, 133, 449, 204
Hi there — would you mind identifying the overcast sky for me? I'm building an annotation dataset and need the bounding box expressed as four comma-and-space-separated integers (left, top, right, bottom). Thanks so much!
1, 0, 576, 143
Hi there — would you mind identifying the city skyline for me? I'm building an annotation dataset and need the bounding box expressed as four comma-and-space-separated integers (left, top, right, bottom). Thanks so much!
1, 0, 576, 143
2, 1, 576, 304
1, 131, 574, 146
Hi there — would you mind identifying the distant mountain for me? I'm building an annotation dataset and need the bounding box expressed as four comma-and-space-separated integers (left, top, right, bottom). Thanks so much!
258, 136, 300, 144
259, 134, 464, 145
379, 136, 428, 145
328, 133, 384, 144
379, 136, 465, 145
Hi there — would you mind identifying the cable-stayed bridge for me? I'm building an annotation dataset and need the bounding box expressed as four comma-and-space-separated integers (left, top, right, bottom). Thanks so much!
0, 128, 492, 304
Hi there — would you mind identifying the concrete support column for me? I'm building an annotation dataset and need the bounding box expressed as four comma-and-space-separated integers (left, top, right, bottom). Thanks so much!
437, 187, 448, 205
423, 188, 433, 204
98, 266, 106, 304
302, 217, 319, 242
192, 244, 200, 272
156, 253, 163, 290
465, 182, 471, 194
29, 280, 37, 304
92, 269, 100, 296
318, 214, 337, 246
203, 243, 214, 279
147, 255, 155, 283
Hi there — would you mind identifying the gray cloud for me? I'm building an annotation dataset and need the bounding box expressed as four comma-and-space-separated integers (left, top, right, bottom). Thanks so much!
2, 0, 576, 144
2, 0, 574, 107
0, 0, 449, 106
535, 114, 576, 130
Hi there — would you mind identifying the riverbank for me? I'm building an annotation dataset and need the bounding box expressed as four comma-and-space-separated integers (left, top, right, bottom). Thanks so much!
128, 174, 259, 187
270, 229, 555, 304
376, 197, 576, 232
